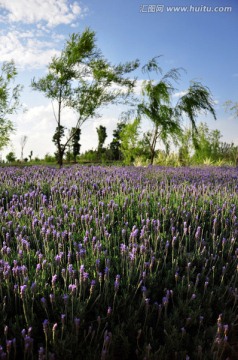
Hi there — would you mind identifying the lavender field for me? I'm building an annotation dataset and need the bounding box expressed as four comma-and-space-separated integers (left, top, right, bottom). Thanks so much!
0, 165, 238, 360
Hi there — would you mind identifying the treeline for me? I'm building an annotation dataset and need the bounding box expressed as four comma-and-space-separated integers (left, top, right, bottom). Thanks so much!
3, 121, 238, 166
0, 28, 237, 167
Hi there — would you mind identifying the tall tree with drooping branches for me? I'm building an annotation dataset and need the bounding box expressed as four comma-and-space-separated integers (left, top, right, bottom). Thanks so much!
138, 57, 217, 164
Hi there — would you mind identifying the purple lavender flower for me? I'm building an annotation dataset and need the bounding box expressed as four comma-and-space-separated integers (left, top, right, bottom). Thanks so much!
20, 284, 27, 298
51, 274, 57, 286
69, 284, 77, 295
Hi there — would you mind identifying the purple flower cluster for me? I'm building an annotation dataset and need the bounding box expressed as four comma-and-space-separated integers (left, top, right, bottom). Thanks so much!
0, 165, 238, 359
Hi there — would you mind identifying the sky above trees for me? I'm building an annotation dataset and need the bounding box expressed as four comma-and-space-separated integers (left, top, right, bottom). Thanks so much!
0, 0, 237, 159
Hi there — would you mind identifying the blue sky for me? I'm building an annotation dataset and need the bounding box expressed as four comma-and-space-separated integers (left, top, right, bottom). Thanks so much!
0, 0, 237, 160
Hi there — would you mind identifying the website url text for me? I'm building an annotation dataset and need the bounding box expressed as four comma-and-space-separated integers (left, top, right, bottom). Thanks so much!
140, 4, 232, 13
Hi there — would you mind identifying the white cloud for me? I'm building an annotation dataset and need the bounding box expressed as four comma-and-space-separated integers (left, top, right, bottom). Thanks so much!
0, 0, 85, 28
0, 101, 125, 159
0, 30, 61, 68
1, 105, 53, 159
1, 102, 74, 158
134, 79, 144, 95
173, 90, 188, 98
107, 79, 144, 98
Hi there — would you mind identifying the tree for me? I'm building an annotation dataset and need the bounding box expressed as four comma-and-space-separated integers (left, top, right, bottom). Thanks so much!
176, 81, 217, 147
119, 118, 141, 165
177, 122, 233, 165
0, 61, 22, 150
6, 151, 16, 163
52, 125, 65, 163
20, 135, 28, 161
191, 123, 223, 163
218, 141, 238, 165
109, 122, 126, 161
72, 127, 81, 162
178, 127, 193, 165
138, 57, 216, 164
183, 122, 213, 163
29, 150, 33, 161
66, 127, 81, 162
32, 28, 139, 167
97, 125, 107, 153
209, 128, 222, 160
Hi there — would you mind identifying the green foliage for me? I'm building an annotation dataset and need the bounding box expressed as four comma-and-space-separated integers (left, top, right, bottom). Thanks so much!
178, 128, 192, 166
78, 120, 237, 167
138, 61, 183, 164
78, 149, 99, 163
138, 57, 216, 164
0, 118, 14, 150
120, 118, 141, 165
6, 151, 16, 162
191, 123, 221, 163
44, 153, 56, 163
154, 150, 181, 166
66, 127, 81, 162
32, 28, 139, 167
52, 125, 65, 163
177, 122, 238, 166
96, 125, 107, 152
0, 60, 23, 150
218, 142, 238, 165
136, 132, 152, 161
176, 82, 217, 137
109, 122, 126, 161
133, 156, 150, 166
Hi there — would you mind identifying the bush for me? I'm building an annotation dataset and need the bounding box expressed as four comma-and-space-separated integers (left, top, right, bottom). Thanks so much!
6, 151, 16, 163
44, 153, 56, 163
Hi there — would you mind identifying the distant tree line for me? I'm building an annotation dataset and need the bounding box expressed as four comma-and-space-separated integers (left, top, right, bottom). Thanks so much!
3, 120, 238, 166
0, 28, 237, 166
76, 120, 238, 166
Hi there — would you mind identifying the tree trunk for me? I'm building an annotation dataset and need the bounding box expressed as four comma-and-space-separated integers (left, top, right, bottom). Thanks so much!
57, 91, 63, 168
58, 152, 63, 168
150, 150, 155, 165
150, 126, 158, 165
